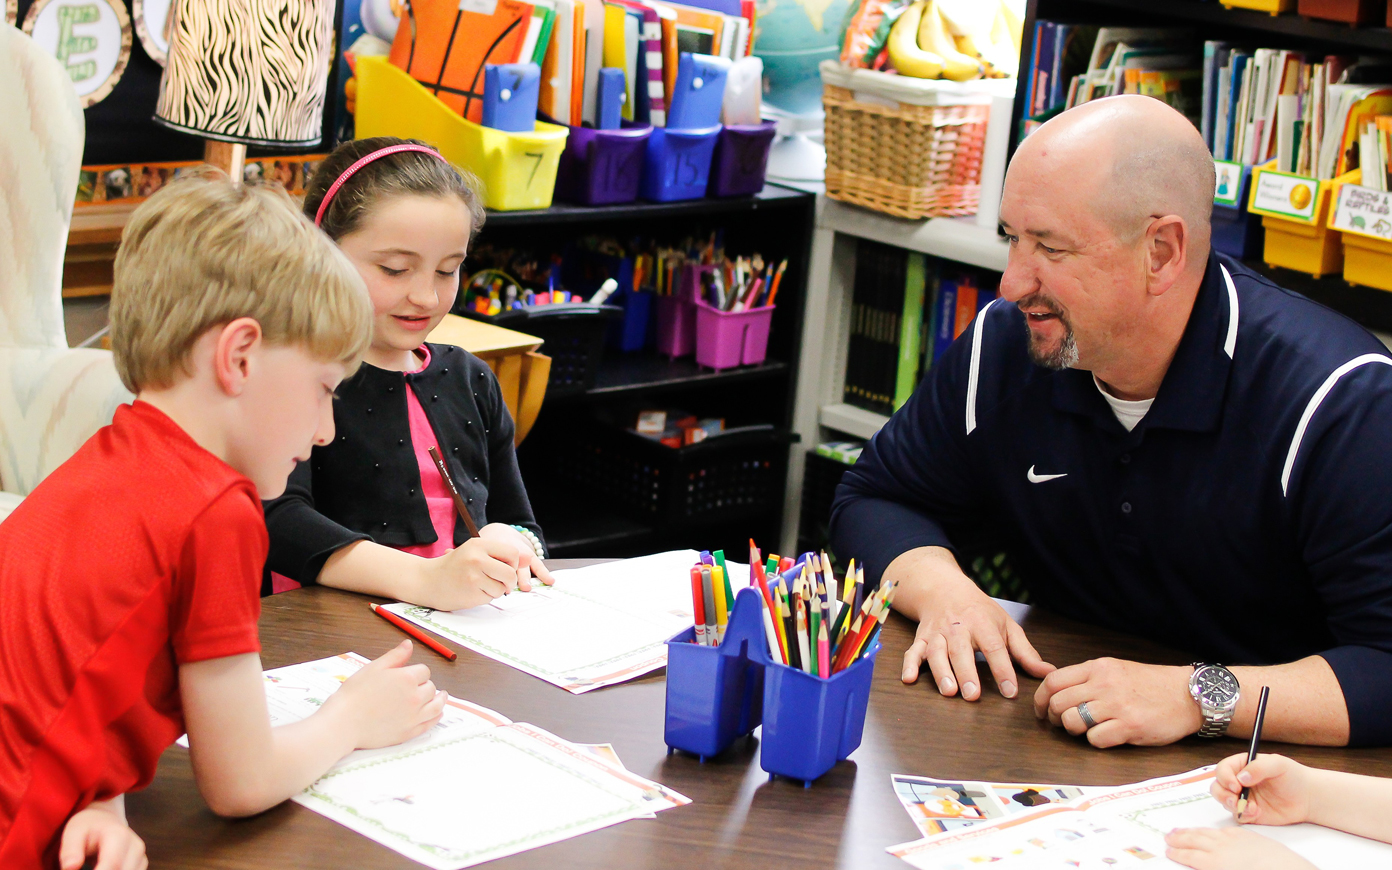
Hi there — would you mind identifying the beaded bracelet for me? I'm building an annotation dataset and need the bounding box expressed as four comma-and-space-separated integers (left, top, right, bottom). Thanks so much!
511, 525, 546, 559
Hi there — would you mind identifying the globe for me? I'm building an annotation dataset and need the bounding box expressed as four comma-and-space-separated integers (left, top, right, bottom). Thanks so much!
754, 0, 853, 116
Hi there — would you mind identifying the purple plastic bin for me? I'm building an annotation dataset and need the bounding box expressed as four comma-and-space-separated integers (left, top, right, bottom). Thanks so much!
709, 121, 777, 197
556, 124, 652, 206
655, 263, 713, 358
694, 300, 774, 371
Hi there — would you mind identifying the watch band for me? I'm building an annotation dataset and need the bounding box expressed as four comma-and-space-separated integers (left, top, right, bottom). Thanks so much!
1196, 709, 1233, 738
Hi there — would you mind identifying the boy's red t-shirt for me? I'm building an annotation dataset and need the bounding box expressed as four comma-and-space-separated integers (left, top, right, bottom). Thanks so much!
0, 401, 265, 867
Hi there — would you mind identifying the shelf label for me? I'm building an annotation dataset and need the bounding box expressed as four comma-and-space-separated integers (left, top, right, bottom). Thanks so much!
1214, 160, 1244, 207
1249, 168, 1320, 223
1331, 183, 1392, 242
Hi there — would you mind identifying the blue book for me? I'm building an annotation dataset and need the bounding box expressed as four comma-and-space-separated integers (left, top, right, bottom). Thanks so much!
932, 278, 958, 365
1032, 23, 1056, 116
668, 52, 730, 129
1049, 24, 1070, 111
481, 63, 541, 133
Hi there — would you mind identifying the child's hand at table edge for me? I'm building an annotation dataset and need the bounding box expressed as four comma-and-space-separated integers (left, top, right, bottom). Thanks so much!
59, 797, 147, 870
479, 523, 553, 590
1210, 753, 1312, 826
324, 640, 445, 750
1164, 827, 1316, 870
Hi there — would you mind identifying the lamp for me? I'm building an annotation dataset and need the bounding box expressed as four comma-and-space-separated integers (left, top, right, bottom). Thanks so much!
153, 0, 335, 183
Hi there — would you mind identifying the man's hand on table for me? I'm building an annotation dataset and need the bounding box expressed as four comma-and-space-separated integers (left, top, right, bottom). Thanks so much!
887, 547, 1055, 701
1034, 659, 1203, 747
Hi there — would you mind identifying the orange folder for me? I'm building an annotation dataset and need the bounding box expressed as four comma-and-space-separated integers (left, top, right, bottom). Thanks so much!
389, 0, 536, 123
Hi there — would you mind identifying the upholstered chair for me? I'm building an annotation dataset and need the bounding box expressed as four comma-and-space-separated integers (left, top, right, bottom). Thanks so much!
0, 26, 132, 521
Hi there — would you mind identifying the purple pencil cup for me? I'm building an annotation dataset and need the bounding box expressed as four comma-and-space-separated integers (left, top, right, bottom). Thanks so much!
694, 300, 775, 371
655, 263, 714, 358
555, 124, 652, 206
709, 121, 777, 197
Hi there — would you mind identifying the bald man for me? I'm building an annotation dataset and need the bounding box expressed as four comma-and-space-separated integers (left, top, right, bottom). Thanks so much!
830, 95, 1392, 749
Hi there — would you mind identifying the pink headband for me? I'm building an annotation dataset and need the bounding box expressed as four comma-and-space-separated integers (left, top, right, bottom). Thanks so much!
313, 143, 447, 227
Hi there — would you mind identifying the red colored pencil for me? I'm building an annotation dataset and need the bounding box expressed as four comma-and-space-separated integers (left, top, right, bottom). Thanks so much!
371, 603, 458, 661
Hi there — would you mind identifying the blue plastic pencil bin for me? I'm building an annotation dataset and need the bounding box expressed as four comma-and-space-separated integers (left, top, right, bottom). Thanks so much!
1213, 164, 1263, 260
608, 287, 654, 352
555, 123, 652, 206
758, 638, 880, 786
663, 586, 878, 786
641, 125, 722, 202
708, 121, 777, 197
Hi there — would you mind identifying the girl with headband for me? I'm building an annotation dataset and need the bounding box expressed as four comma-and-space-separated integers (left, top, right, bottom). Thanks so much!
263, 137, 551, 609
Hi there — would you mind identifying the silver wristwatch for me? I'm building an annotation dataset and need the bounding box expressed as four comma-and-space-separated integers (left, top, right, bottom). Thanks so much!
1189, 663, 1240, 738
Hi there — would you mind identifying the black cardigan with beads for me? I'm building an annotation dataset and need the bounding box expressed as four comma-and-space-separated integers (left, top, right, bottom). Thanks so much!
262, 343, 544, 590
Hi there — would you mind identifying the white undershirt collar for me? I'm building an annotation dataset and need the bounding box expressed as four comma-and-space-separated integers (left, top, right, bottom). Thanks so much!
1094, 375, 1154, 432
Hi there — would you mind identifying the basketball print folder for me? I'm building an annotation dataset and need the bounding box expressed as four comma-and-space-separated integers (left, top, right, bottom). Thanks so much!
388, 0, 536, 124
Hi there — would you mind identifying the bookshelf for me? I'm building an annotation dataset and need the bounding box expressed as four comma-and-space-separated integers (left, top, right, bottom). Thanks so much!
504, 186, 817, 559
781, 198, 1007, 554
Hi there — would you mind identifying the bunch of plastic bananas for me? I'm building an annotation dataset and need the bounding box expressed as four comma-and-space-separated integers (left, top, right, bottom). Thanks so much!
887, 0, 1022, 82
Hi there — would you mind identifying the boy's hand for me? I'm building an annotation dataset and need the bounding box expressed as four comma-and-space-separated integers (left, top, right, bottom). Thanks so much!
1210, 753, 1311, 826
324, 640, 445, 750
478, 523, 553, 591
59, 800, 147, 870
1165, 827, 1316, 870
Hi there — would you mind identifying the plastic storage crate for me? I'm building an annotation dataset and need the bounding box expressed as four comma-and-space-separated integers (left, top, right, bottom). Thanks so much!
550, 423, 791, 525
461, 304, 620, 398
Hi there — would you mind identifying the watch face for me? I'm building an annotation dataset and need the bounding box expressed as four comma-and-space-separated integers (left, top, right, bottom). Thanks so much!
1198, 667, 1239, 706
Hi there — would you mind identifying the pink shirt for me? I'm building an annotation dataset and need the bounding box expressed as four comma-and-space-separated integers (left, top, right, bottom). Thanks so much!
269, 347, 457, 594
398, 345, 458, 558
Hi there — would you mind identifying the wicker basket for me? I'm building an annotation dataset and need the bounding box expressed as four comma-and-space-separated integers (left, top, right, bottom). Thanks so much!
821, 61, 992, 220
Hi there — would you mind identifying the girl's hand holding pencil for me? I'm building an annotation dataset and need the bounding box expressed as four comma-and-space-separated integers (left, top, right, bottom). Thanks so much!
418, 536, 550, 611
1207, 752, 1313, 827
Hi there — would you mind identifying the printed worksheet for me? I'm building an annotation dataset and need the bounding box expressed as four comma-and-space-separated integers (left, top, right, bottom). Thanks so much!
888, 767, 1392, 869
892, 774, 1090, 837
384, 550, 750, 693
231, 654, 688, 869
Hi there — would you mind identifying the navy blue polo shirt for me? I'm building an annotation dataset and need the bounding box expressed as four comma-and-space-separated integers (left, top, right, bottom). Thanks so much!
830, 251, 1392, 746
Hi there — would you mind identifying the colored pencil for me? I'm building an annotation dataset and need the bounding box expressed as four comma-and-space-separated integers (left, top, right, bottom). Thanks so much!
426, 446, 481, 538
371, 603, 458, 661
794, 594, 811, 674
817, 621, 830, 678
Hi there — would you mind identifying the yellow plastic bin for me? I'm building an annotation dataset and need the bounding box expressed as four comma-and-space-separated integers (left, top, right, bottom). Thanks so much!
1219, 0, 1295, 12
1327, 170, 1392, 292
1248, 161, 1355, 279
354, 56, 568, 211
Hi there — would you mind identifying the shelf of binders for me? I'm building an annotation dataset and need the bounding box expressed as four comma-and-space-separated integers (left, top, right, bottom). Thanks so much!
817, 198, 1009, 273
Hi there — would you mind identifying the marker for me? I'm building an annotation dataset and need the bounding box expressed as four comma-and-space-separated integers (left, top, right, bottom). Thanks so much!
1236, 686, 1271, 820
700, 565, 716, 647
690, 566, 708, 646
711, 565, 728, 645
371, 603, 458, 661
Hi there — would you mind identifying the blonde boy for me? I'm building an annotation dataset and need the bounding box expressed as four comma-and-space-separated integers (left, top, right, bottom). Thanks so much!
0, 176, 445, 869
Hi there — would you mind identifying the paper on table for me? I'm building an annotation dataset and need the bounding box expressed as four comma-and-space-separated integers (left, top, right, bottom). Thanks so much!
384, 550, 750, 693
888, 767, 1392, 869
239, 654, 687, 869
890, 774, 1091, 838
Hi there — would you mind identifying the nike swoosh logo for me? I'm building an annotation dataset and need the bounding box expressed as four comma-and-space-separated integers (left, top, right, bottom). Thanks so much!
1027, 465, 1068, 484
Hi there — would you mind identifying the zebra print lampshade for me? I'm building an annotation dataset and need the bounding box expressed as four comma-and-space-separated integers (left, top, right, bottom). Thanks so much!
154, 0, 334, 147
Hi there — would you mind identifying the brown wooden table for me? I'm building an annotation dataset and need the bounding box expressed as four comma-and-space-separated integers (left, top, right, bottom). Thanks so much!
127, 561, 1392, 868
